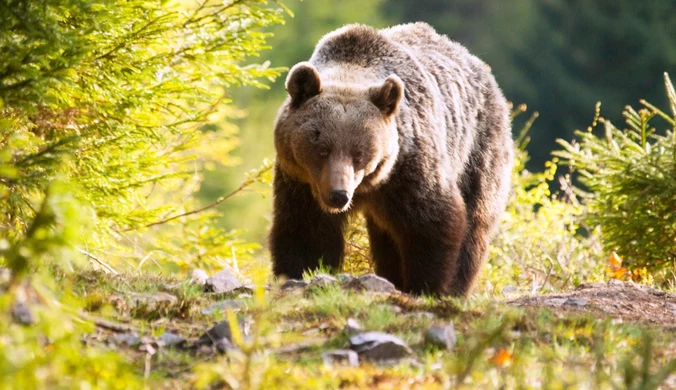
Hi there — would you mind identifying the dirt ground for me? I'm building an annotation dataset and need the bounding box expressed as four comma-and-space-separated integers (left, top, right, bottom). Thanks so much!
509, 279, 676, 330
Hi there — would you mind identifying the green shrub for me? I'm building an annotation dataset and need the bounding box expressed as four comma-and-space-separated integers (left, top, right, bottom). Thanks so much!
0, 0, 286, 273
0, 1, 286, 387
555, 73, 676, 278
481, 106, 604, 294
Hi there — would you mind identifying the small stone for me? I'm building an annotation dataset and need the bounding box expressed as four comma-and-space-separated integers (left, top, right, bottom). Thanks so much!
235, 285, 258, 295
349, 332, 412, 362
12, 301, 34, 325
405, 311, 435, 320
158, 332, 186, 348
608, 279, 625, 287
346, 274, 396, 293
544, 298, 568, 306
309, 274, 338, 288
424, 324, 457, 350
336, 273, 355, 284
214, 338, 238, 354
322, 349, 359, 367
112, 332, 141, 347
138, 336, 159, 354
199, 318, 249, 346
202, 300, 243, 316
281, 279, 309, 290
189, 269, 209, 285
501, 285, 518, 296
377, 304, 403, 314
344, 318, 362, 335
205, 269, 243, 294
575, 282, 605, 290
128, 292, 178, 310
565, 298, 588, 307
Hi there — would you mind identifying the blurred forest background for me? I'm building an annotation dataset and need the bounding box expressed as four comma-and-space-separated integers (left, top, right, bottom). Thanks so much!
210, 0, 676, 244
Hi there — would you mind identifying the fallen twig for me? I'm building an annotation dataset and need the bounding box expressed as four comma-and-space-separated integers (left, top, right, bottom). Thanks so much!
128, 164, 272, 231
78, 249, 119, 275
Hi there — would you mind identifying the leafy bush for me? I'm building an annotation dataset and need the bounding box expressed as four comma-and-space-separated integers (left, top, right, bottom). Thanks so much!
0, 1, 286, 388
555, 73, 676, 278
481, 106, 604, 293
0, 176, 144, 388
0, 0, 286, 273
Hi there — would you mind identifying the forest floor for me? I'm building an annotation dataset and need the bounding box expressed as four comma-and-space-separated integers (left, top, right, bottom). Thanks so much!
68, 270, 676, 389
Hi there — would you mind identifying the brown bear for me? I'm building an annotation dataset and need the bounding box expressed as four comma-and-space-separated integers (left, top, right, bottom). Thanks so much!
269, 22, 513, 296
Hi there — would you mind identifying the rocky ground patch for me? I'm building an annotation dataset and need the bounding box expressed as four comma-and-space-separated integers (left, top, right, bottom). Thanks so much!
34, 269, 676, 388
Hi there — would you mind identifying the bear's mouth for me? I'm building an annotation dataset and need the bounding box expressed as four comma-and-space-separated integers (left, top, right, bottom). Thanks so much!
319, 197, 352, 214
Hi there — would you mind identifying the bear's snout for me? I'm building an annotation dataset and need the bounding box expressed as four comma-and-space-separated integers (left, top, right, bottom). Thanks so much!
328, 190, 350, 208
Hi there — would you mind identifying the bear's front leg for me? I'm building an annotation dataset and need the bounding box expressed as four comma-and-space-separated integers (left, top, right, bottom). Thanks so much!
269, 167, 347, 280
397, 191, 467, 296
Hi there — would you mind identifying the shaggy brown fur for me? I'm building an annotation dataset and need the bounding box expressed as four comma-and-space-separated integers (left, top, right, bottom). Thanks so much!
269, 22, 513, 296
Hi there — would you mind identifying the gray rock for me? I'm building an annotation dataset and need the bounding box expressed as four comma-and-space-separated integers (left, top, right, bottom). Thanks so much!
235, 284, 259, 295
309, 274, 338, 288
405, 311, 435, 320
128, 292, 178, 310
565, 298, 589, 307
202, 300, 243, 316
12, 301, 34, 325
199, 318, 249, 346
425, 324, 457, 350
205, 269, 243, 294
189, 269, 209, 285
336, 273, 355, 284
377, 304, 403, 314
112, 332, 141, 347
214, 338, 238, 354
501, 285, 518, 296
139, 337, 157, 355
322, 349, 359, 367
544, 298, 568, 306
281, 279, 309, 290
575, 282, 605, 290
349, 332, 412, 362
344, 318, 362, 335
346, 274, 396, 293
158, 332, 186, 348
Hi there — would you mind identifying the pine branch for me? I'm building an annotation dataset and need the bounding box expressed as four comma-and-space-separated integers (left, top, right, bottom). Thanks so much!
127, 164, 271, 231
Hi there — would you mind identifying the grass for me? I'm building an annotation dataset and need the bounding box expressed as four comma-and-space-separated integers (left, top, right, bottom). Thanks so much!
56, 270, 676, 389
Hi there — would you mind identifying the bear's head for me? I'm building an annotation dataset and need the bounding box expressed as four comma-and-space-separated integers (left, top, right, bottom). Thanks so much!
274, 62, 403, 213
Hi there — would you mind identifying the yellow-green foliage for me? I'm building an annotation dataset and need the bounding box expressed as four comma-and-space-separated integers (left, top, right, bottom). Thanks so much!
0, 177, 144, 388
556, 74, 676, 278
0, 0, 286, 273
482, 107, 605, 293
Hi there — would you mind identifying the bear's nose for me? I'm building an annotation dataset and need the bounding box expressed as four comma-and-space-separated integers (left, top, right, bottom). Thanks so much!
328, 190, 350, 208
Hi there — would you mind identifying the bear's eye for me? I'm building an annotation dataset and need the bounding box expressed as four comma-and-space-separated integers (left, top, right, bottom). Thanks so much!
312, 130, 321, 142
353, 152, 363, 164
318, 148, 329, 158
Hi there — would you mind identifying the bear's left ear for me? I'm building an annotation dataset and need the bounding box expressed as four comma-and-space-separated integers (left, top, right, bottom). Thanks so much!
369, 75, 404, 116
286, 62, 322, 108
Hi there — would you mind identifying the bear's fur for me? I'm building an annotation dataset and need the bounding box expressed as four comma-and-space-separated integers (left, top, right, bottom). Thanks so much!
269, 22, 513, 296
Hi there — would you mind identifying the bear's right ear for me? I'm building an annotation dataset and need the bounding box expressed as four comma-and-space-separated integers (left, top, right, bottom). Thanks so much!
286, 62, 322, 108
